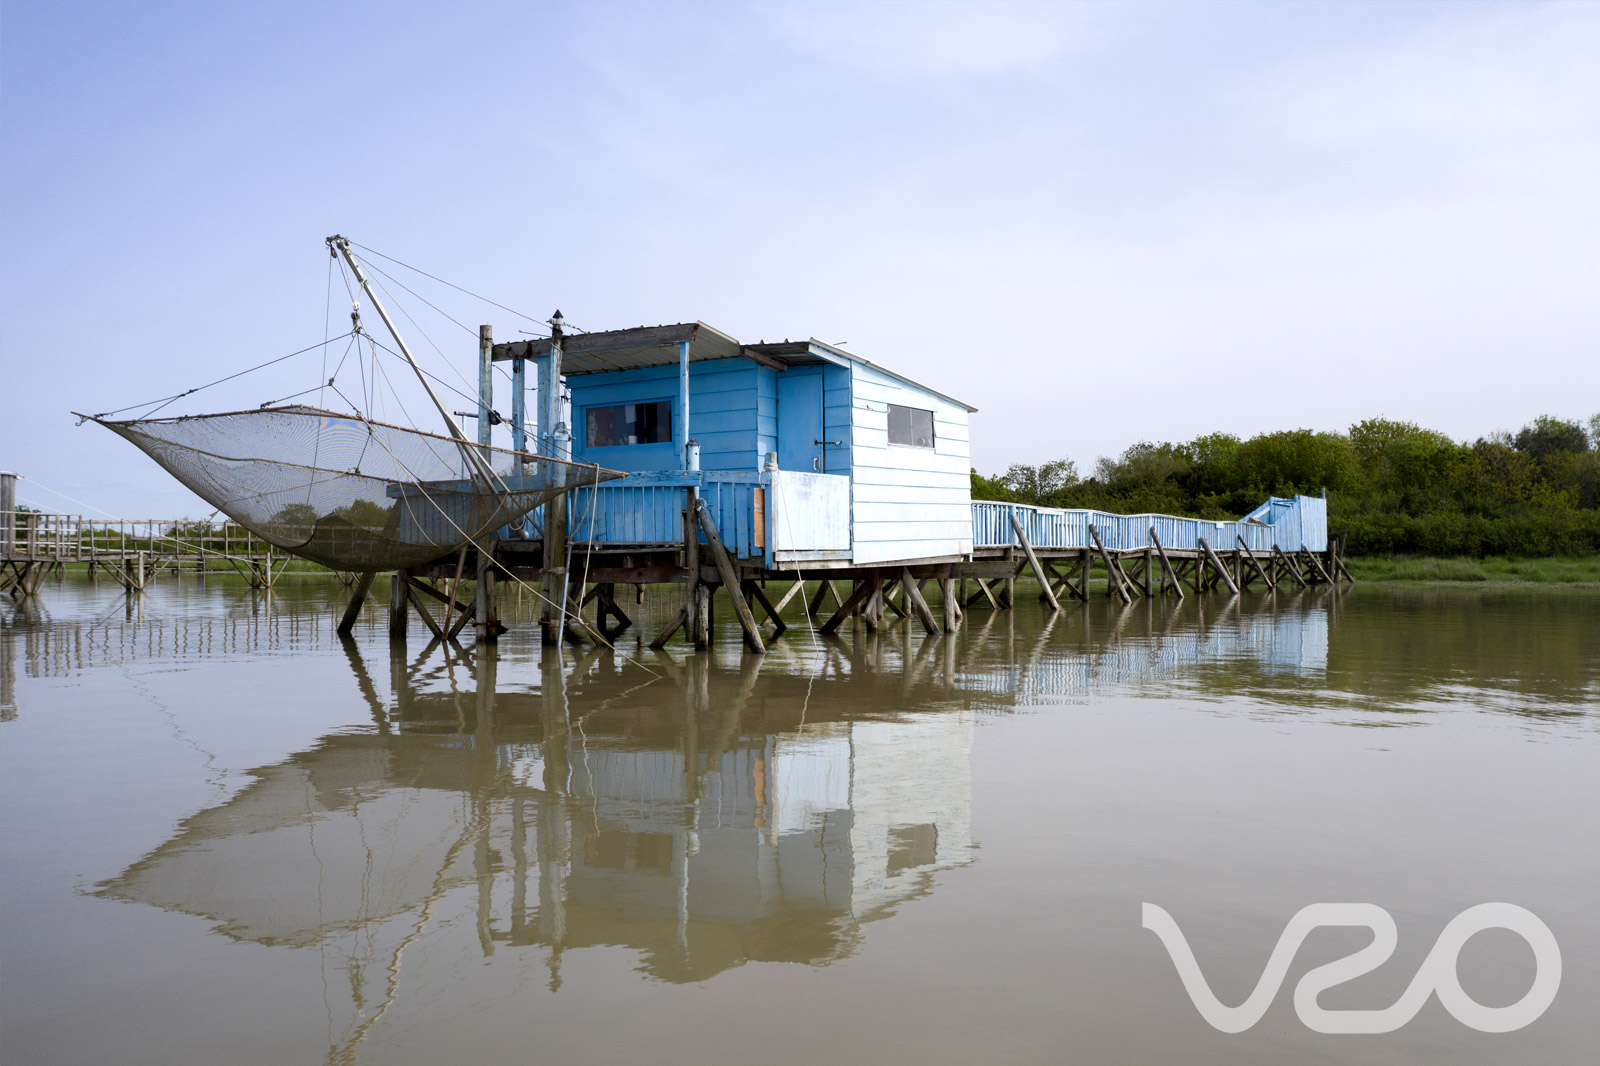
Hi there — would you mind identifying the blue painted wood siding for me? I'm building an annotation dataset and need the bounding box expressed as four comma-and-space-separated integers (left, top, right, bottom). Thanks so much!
567, 472, 769, 561
848, 361, 972, 565
569, 358, 769, 473
971, 495, 1329, 553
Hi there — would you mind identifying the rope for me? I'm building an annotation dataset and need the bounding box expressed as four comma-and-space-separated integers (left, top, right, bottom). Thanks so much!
349, 241, 548, 329
82, 332, 357, 423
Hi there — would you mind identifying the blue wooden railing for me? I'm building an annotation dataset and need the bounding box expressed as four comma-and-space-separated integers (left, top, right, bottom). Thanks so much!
970, 495, 1327, 553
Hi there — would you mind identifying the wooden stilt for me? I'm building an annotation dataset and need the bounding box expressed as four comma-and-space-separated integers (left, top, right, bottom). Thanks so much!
769, 577, 807, 620
807, 579, 835, 618
1011, 513, 1061, 612
441, 547, 468, 637
1088, 525, 1132, 605
1272, 545, 1308, 587
389, 573, 408, 639
696, 501, 765, 654
684, 492, 702, 647
407, 583, 446, 640
1150, 528, 1183, 599
940, 576, 958, 633
901, 567, 941, 634
1198, 537, 1240, 595
966, 576, 1002, 610
1235, 536, 1274, 590
1301, 549, 1334, 585
820, 577, 875, 635
447, 601, 477, 641
650, 605, 689, 648
744, 580, 787, 636
337, 571, 376, 635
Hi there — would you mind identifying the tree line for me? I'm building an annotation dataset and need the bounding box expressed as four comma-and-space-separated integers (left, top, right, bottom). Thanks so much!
973, 415, 1600, 557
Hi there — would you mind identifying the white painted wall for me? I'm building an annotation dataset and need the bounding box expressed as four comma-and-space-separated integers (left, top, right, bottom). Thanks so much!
848, 361, 973, 565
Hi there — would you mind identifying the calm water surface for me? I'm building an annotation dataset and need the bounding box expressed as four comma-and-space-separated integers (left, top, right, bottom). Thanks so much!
2, 577, 1597, 1065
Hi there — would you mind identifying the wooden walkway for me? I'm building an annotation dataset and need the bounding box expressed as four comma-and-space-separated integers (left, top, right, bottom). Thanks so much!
2, 511, 290, 598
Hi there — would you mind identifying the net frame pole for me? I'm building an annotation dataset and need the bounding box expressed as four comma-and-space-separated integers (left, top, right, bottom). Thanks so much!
477, 325, 494, 450
328, 236, 499, 487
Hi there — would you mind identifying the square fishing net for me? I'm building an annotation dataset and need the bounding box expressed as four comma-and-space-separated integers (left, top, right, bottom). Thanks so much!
91, 405, 622, 571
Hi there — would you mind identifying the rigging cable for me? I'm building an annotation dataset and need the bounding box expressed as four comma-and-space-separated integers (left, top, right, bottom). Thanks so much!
349, 240, 549, 329
82, 332, 358, 423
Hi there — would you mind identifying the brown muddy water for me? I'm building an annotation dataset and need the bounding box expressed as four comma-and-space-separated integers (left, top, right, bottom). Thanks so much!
2, 577, 1596, 1065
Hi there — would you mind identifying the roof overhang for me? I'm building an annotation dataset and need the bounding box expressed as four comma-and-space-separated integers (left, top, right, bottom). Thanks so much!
492, 322, 755, 376
491, 322, 976, 410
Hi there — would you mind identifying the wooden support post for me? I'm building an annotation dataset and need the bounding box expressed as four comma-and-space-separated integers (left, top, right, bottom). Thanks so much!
1112, 553, 1141, 600
650, 605, 689, 649
475, 542, 499, 642
1088, 525, 1132, 605
901, 567, 941, 635
541, 495, 566, 646
597, 583, 632, 635
1011, 513, 1060, 612
1302, 549, 1334, 585
338, 571, 376, 635
442, 547, 468, 637
807, 579, 837, 618
1272, 545, 1308, 587
966, 576, 1002, 610
697, 501, 765, 654
770, 577, 807, 620
389, 573, 408, 639
744, 580, 787, 636
862, 571, 885, 631
1197, 537, 1240, 595
1150, 528, 1183, 599
447, 601, 477, 641
940, 577, 958, 633
694, 582, 712, 648
820, 577, 876, 635
1235, 536, 1274, 590
880, 578, 909, 619
683, 491, 701, 646
407, 583, 447, 640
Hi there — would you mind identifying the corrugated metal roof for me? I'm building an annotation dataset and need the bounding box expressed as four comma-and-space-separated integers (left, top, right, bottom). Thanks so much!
748, 339, 978, 412
492, 322, 977, 411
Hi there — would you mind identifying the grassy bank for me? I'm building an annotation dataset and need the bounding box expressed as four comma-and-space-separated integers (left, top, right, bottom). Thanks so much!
1346, 555, 1600, 585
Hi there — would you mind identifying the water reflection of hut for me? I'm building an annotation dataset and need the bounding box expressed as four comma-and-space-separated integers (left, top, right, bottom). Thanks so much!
97, 652, 975, 993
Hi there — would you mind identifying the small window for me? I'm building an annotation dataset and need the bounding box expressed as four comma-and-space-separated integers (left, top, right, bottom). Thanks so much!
887, 404, 935, 448
585, 401, 672, 447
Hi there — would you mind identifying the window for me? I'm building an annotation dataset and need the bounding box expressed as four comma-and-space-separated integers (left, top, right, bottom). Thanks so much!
887, 403, 935, 448
585, 401, 672, 447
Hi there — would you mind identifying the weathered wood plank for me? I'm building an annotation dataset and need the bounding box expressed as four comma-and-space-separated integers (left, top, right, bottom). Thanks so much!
1150, 528, 1183, 599
337, 571, 375, 636
697, 501, 766, 654
820, 578, 876, 635
902, 567, 941, 635
1011, 513, 1061, 612
1197, 537, 1240, 594
1088, 525, 1132, 605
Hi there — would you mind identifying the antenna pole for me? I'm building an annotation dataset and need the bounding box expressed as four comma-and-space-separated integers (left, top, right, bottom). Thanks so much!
328, 235, 472, 445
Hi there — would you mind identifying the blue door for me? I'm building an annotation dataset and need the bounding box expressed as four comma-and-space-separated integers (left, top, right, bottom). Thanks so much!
776, 369, 825, 471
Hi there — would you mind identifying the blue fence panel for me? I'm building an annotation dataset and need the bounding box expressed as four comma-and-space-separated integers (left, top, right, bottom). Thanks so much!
561, 472, 771, 562
970, 495, 1327, 554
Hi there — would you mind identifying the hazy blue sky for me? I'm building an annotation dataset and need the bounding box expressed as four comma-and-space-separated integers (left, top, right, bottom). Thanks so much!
2, 0, 1596, 516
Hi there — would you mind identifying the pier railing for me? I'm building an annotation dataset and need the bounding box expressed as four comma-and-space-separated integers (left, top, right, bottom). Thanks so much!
0, 511, 273, 564
971, 495, 1328, 553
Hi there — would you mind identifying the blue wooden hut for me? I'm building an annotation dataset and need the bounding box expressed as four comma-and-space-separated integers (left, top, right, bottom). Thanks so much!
492, 322, 977, 569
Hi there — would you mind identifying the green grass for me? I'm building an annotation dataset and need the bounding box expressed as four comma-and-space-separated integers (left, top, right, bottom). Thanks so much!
1348, 555, 1600, 585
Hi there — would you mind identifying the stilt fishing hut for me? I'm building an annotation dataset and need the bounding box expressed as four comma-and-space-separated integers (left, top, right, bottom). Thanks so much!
419, 319, 1344, 653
